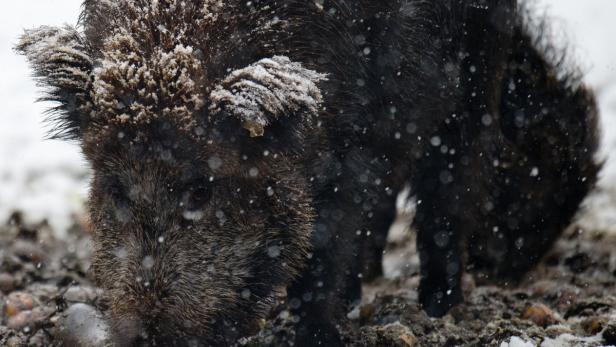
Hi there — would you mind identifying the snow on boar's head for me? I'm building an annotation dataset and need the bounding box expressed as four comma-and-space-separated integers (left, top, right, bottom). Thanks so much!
17, 0, 326, 344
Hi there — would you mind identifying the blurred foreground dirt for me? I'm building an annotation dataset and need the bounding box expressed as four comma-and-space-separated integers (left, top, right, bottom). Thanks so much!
1, 214, 616, 346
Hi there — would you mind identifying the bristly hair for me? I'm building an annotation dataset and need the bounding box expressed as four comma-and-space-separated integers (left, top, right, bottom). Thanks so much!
15, 25, 93, 140
517, 0, 601, 157
517, 1, 584, 91
209, 56, 328, 137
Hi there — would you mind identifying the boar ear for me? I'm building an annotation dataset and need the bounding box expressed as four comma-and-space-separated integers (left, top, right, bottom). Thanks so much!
208, 56, 327, 137
16, 25, 93, 140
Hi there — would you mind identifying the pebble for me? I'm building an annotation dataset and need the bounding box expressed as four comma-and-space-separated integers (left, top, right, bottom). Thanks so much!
6, 311, 32, 330
581, 316, 606, 335
4, 292, 35, 318
347, 305, 361, 320
0, 254, 23, 273
362, 322, 418, 347
4, 336, 26, 347
360, 302, 378, 321
521, 303, 559, 327
32, 306, 55, 323
381, 323, 418, 347
28, 329, 52, 347
64, 285, 98, 304
30, 284, 62, 302
12, 240, 45, 263
6, 306, 55, 331
56, 303, 112, 347
0, 273, 15, 294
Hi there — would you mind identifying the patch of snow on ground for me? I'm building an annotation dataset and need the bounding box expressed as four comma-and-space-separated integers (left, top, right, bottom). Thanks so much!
540, 333, 604, 347
500, 336, 536, 347
1, 0, 616, 235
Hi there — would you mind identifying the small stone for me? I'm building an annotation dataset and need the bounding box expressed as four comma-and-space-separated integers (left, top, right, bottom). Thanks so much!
30, 284, 62, 303
398, 333, 418, 347
7, 310, 32, 330
4, 336, 26, 347
347, 305, 360, 320
521, 303, 559, 328
5, 305, 53, 331
360, 302, 377, 321
29, 329, 52, 347
1, 254, 24, 273
12, 240, 45, 263
31, 306, 56, 324
0, 273, 16, 294
581, 317, 606, 335
64, 285, 98, 304
367, 322, 418, 347
49, 314, 61, 324
55, 303, 112, 347
4, 292, 36, 318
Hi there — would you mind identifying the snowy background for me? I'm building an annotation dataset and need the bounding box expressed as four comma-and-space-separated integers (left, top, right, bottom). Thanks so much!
1, 0, 615, 235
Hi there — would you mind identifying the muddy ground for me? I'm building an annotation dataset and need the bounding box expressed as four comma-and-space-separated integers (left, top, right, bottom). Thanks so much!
1, 213, 616, 347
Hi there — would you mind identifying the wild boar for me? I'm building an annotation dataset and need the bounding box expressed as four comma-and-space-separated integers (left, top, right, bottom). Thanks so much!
17, 0, 599, 345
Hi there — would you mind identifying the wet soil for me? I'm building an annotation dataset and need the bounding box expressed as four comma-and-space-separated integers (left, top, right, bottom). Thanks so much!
1, 213, 615, 347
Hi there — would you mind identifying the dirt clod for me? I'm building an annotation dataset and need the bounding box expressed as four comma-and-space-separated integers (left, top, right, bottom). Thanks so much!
355, 322, 418, 347
521, 303, 559, 328
0, 273, 16, 294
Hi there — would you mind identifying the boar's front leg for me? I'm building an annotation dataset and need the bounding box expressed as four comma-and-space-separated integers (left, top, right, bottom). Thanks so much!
414, 132, 468, 318
288, 152, 397, 346
412, 0, 519, 317
288, 199, 362, 346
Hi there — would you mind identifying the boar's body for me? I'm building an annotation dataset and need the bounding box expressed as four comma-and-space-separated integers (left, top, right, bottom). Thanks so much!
17, 0, 599, 346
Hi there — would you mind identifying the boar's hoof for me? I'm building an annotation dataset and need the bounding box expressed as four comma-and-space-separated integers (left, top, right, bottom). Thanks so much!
419, 285, 463, 318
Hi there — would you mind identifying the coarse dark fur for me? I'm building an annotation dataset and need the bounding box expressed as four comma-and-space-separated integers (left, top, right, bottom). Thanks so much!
17, 0, 600, 345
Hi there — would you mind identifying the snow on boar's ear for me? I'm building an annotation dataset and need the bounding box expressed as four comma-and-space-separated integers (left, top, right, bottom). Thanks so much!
16, 25, 93, 140
208, 56, 327, 137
